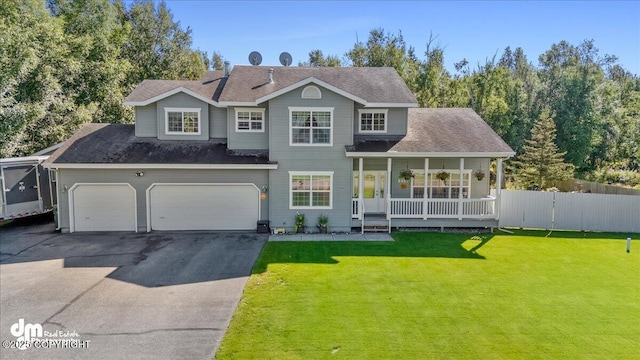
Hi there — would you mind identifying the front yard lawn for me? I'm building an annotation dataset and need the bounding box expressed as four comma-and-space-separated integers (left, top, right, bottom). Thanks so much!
216, 231, 639, 359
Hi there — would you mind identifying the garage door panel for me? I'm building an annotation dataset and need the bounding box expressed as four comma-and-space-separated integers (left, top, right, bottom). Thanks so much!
72, 184, 136, 232
150, 185, 259, 231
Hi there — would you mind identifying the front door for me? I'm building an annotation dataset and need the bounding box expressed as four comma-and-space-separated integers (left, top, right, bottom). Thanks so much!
362, 171, 386, 213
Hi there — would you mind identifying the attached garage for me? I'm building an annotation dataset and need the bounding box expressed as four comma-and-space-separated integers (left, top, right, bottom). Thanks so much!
70, 184, 137, 232
147, 184, 260, 231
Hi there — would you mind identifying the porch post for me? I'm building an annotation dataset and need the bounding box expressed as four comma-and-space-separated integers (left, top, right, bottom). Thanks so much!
496, 158, 503, 220
423, 157, 429, 220
358, 157, 364, 220
458, 158, 464, 220
386, 157, 392, 220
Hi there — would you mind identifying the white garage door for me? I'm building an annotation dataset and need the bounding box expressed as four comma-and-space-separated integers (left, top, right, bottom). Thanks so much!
149, 184, 259, 231
71, 184, 136, 232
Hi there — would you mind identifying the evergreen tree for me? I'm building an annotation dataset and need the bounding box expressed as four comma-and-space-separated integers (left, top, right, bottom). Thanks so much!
511, 112, 575, 190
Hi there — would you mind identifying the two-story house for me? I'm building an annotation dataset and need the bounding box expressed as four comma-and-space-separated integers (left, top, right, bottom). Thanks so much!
44, 65, 514, 233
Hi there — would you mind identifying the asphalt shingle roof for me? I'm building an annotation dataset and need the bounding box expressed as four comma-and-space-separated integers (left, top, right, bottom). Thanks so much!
46, 124, 272, 165
124, 70, 226, 103
124, 66, 417, 105
347, 108, 515, 154
219, 66, 417, 104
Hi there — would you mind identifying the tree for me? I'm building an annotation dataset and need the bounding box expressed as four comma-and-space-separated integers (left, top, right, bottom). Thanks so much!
119, 0, 206, 88
511, 112, 575, 190
0, 0, 90, 157
345, 28, 408, 74
211, 51, 225, 70
536, 40, 616, 172
0, 0, 208, 157
298, 49, 341, 67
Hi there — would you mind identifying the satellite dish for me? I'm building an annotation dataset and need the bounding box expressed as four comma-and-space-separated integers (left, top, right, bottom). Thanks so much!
248, 51, 262, 66
279, 52, 292, 66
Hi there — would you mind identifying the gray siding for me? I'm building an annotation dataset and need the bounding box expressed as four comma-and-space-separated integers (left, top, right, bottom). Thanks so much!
226, 107, 269, 150
156, 93, 209, 140
353, 105, 407, 136
134, 104, 157, 137
209, 105, 227, 141
56, 169, 269, 232
268, 85, 354, 232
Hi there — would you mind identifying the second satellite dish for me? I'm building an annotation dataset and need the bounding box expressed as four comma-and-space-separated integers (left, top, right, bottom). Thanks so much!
279, 52, 292, 66
248, 51, 262, 66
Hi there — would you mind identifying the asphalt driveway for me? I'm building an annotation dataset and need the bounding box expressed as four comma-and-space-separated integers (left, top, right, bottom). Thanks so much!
0, 220, 267, 360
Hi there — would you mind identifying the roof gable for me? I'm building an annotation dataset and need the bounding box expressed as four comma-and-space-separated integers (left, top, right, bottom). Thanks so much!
123, 67, 418, 108
218, 66, 418, 106
123, 71, 226, 106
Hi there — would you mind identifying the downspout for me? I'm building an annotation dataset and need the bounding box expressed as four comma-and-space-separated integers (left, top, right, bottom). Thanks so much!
54, 169, 61, 230
0, 166, 6, 219
34, 163, 43, 213
387, 158, 392, 234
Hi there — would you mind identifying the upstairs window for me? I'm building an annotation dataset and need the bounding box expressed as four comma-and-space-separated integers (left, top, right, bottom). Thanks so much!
165, 108, 201, 135
290, 107, 333, 146
359, 109, 388, 133
235, 108, 265, 132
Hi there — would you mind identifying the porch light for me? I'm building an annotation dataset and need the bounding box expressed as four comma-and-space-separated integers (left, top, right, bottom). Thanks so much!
260, 185, 268, 200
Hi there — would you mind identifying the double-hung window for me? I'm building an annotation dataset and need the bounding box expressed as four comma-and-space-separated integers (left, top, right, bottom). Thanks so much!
359, 109, 388, 133
411, 170, 471, 199
290, 107, 333, 146
289, 171, 333, 209
165, 108, 201, 135
236, 108, 265, 132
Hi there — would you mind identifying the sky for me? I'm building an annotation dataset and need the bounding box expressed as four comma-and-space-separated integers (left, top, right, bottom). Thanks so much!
160, 1, 640, 75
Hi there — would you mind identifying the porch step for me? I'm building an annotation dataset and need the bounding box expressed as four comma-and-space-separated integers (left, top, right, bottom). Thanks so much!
363, 224, 389, 232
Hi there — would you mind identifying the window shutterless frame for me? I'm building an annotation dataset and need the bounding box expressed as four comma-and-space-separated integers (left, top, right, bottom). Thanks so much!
235, 108, 265, 132
164, 107, 202, 135
411, 169, 471, 199
358, 109, 388, 133
289, 171, 333, 209
289, 107, 334, 146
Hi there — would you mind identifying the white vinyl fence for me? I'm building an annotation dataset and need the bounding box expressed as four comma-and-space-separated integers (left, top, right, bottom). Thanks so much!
499, 190, 640, 233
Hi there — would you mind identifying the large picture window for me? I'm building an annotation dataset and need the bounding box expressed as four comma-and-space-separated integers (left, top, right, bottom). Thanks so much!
411, 170, 471, 199
359, 109, 388, 133
289, 172, 333, 209
235, 108, 265, 132
165, 108, 201, 135
290, 107, 333, 146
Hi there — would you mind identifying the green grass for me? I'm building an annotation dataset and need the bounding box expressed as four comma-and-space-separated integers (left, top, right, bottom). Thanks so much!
216, 231, 640, 359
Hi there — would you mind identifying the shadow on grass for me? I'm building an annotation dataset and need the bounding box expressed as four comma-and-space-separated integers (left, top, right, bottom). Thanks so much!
253, 232, 493, 274
507, 228, 635, 240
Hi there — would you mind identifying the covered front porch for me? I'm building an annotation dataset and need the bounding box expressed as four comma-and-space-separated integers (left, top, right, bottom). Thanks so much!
349, 156, 506, 232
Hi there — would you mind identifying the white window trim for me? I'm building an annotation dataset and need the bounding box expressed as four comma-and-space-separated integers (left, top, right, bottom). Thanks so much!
289, 171, 334, 210
358, 109, 388, 133
235, 107, 265, 133
289, 107, 334, 147
301, 85, 322, 99
411, 169, 472, 199
164, 107, 202, 135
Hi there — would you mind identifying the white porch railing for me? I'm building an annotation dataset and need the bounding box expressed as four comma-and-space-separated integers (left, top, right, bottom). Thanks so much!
389, 199, 423, 218
388, 197, 496, 219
